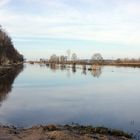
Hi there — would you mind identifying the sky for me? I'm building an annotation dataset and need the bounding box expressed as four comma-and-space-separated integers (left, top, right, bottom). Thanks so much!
0, 0, 140, 60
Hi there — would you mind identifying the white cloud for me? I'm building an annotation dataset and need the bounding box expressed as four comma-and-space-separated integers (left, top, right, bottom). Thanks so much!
120, 2, 140, 16
0, 0, 10, 7
0, 0, 140, 47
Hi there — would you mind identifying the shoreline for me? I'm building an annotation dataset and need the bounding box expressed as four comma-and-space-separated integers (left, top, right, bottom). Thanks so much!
27, 61, 140, 68
0, 63, 23, 78
0, 124, 132, 140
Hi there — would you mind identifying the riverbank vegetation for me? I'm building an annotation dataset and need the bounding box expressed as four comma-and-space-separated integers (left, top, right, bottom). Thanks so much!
28, 50, 140, 68
0, 25, 23, 66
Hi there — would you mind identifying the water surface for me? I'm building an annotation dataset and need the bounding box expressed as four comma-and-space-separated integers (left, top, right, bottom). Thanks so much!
0, 64, 140, 135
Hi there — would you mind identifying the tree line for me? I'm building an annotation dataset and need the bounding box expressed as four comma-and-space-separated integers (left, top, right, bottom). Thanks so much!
40, 50, 103, 64
0, 25, 23, 65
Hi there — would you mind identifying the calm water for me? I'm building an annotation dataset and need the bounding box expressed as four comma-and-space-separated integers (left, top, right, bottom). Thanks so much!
0, 64, 140, 134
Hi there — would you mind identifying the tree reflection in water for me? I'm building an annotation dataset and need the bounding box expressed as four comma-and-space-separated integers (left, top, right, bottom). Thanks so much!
91, 66, 102, 78
50, 64, 59, 72
47, 63, 102, 77
82, 69, 87, 75
60, 64, 66, 71
0, 65, 23, 105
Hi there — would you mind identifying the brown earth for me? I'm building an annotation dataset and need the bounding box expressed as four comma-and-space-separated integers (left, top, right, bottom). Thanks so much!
0, 125, 132, 140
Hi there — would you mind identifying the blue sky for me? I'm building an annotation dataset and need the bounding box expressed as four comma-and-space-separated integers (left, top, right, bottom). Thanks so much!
0, 0, 140, 60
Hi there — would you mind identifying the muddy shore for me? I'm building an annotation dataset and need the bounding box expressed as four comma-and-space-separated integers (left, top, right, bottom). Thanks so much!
0, 125, 132, 140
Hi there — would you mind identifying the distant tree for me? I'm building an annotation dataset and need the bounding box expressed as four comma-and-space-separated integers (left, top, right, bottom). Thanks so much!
116, 58, 121, 63
66, 49, 71, 61
39, 58, 46, 63
50, 54, 59, 63
71, 53, 77, 61
131, 58, 136, 63
91, 53, 103, 61
124, 58, 129, 62
59, 55, 67, 62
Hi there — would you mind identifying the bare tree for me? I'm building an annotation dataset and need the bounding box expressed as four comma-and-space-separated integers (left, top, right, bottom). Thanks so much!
60, 55, 67, 62
91, 53, 103, 63
66, 49, 71, 61
49, 54, 59, 63
71, 53, 77, 61
91, 53, 103, 60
